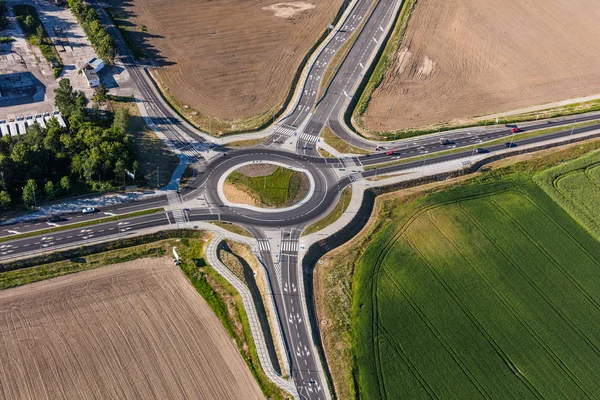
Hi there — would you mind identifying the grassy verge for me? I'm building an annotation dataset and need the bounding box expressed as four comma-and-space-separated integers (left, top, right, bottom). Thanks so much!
316, 138, 600, 399
178, 236, 289, 399
317, 146, 336, 158
323, 125, 370, 154
225, 137, 265, 148
209, 221, 252, 237
0, 208, 163, 244
108, 95, 179, 186
226, 167, 306, 208
351, 0, 415, 123
0, 240, 171, 289
362, 98, 600, 141
104, 7, 147, 59
13, 4, 63, 77
363, 120, 600, 171
303, 186, 351, 236
0, 36, 14, 43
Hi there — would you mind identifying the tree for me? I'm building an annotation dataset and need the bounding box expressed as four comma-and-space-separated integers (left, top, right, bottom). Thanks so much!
0, 191, 10, 208
44, 180, 56, 199
92, 85, 108, 105
60, 175, 71, 193
22, 179, 37, 207
24, 15, 35, 31
54, 79, 85, 118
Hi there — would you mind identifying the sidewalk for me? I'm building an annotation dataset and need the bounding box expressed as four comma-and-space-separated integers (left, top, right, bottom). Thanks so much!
205, 235, 298, 399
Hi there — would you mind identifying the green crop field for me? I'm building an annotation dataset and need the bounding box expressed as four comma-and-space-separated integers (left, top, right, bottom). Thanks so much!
535, 149, 600, 240
352, 155, 600, 398
226, 167, 306, 208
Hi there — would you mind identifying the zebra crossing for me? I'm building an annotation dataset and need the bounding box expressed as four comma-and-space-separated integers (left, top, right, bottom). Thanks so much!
349, 172, 363, 182
281, 239, 299, 253
257, 238, 271, 251
178, 142, 215, 161
171, 209, 188, 224
297, 133, 319, 143
274, 125, 296, 137
167, 191, 182, 205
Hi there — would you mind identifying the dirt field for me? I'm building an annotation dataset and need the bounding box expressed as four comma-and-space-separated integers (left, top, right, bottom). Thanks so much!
362, 0, 600, 132
108, 0, 342, 122
0, 258, 263, 399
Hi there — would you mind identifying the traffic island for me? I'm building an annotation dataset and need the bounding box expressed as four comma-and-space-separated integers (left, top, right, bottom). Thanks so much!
223, 162, 311, 209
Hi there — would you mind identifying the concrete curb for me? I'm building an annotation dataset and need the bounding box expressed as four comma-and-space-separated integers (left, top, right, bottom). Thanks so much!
205, 235, 299, 399
217, 161, 316, 213
251, 247, 292, 377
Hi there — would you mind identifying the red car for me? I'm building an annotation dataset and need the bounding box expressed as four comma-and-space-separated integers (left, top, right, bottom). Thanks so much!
386, 150, 395, 156
511, 127, 520, 133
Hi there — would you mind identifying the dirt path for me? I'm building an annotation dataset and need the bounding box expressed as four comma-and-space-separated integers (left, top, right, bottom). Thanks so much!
0, 257, 264, 399
363, 0, 600, 132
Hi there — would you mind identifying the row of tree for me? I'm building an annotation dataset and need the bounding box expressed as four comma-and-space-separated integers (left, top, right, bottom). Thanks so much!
0, 79, 137, 209
68, 0, 116, 63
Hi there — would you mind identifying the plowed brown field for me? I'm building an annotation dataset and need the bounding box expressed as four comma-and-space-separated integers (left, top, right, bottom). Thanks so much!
0, 258, 264, 399
110, 0, 342, 121
362, 0, 600, 132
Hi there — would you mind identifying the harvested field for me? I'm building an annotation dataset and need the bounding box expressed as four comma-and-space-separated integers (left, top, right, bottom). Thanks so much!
361, 0, 600, 133
0, 257, 264, 400
107, 0, 342, 124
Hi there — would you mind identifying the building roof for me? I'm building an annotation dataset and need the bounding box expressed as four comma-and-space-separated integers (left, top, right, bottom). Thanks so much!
88, 57, 104, 69
83, 68, 99, 82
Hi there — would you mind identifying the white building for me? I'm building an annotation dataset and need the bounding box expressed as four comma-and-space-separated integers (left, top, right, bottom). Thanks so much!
88, 57, 104, 73
83, 68, 100, 88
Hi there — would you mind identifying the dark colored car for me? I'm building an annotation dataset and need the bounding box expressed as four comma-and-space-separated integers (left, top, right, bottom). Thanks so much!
475, 148, 488, 154
504, 142, 518, 148
47, 215, 62, 223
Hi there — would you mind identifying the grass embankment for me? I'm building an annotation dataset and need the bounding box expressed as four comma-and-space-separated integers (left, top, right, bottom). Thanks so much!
105, 7, 147, 59
226, 166, 306, 208
13, 4, 63, 77
219, 239, 288, 374
316, 139, 600, 399
209, 221, 252, 237
226, 137, 265, 148
108, 95, 179, 187
0, 36, 14, 43
323, 125, 370, 155
363, 119, 600, 171
351, 0, 415, 130
303, 186, 351, 236
0, 234, 289, 399
0, 208, 163, 244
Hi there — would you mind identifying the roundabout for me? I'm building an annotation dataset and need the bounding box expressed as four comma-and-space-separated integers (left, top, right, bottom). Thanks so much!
217, 160, 316, 213
184, 148, 344, 227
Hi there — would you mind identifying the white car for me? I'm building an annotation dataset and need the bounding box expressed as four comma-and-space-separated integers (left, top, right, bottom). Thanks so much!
82, 207, 97, 214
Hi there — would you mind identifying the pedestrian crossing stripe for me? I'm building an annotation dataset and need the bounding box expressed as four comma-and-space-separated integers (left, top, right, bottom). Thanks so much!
298, 133, 319, 143
275, 125, 296, 137
167, 191, 182, 205
171, 209, 188, 223
258, 239, 271, 251
281, 240, 299, 252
